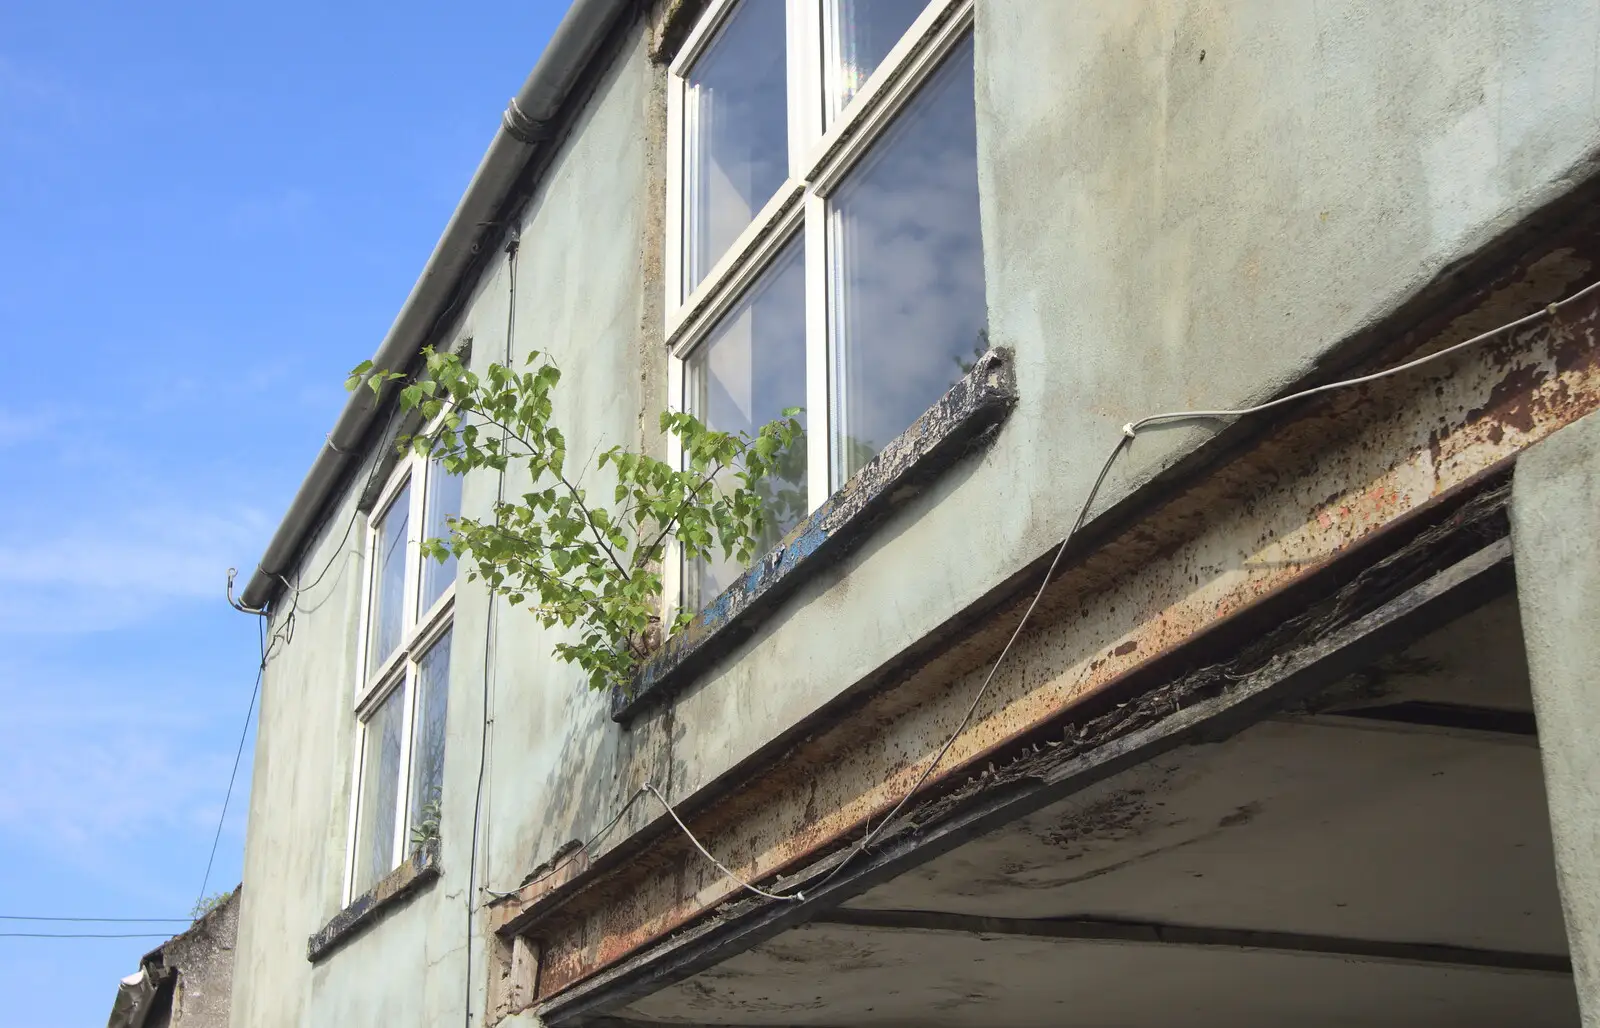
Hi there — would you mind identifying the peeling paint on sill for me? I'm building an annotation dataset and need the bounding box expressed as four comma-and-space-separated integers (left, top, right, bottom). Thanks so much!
306, 841, 440, 963
612, 348, 1019, 724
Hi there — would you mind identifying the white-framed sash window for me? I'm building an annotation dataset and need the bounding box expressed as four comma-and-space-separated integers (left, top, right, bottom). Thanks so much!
343, 437, 461, 902
664, 0, 986, 613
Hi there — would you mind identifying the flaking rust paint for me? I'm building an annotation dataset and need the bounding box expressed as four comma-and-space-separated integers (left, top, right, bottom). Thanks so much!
520, 254, 1600, 999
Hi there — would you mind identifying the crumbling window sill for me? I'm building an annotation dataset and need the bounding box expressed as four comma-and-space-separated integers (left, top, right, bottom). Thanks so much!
307, 841, 440, 963
611, 348, 1018, 723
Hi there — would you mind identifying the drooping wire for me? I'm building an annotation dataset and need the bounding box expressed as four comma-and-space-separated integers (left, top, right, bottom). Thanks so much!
465, 230, 519, 1028
195, 615, 266, 909
282, 506, 360, 601
1120, 285, 1600, 434
484, 440, 1095, 913
477, 782, 781, 908
0, 915, 191, 923
0, 932, 180, 940
643, 277, 1599, 907
791, 438, 1128, 899
257, 272, 1598, 946
644, 784, 799, 902
477, 786, 648, 908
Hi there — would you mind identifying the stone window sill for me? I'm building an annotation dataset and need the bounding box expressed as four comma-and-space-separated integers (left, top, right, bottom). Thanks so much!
611, 348, 1018, 723
307, 841, 440, 963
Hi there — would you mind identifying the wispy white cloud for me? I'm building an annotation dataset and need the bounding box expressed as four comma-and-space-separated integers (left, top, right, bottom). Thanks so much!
0, 55, 65, 109
0, 408, 54, 448
0, 503, 272, 634
0, 705, 231, 848
0, 389, 281, 632
0, 400, 267, 900
0, 663, 247, 865
0, 54, 82, 146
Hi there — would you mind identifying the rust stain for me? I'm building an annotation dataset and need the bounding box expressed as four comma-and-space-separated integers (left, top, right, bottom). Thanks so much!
504, 248, 1600, 1003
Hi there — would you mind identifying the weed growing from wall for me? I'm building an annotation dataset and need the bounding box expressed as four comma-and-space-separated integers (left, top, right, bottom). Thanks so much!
349, 348, 801, 692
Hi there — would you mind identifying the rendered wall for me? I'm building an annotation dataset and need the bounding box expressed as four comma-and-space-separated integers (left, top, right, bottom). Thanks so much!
229, 18, 664, 1026
663, 0, 1600, 813
234, 0, 1600, 1022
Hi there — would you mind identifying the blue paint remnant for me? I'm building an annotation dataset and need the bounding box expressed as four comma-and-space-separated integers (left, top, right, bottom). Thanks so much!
613, 349, 1018, 723
785, 520, 832, 565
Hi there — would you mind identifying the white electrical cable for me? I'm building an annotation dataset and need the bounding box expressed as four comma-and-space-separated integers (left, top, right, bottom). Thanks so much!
649, 276, 1599, 908
477, 280, 1599, 919
1122, 282, 1600, 434
644, 783, 802, 902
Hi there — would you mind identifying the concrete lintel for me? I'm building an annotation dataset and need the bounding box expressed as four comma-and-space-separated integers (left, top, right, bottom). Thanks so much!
1512, 407, 1600, 1026
506, 214, 1600, 1005
537, 534, 1517, 1025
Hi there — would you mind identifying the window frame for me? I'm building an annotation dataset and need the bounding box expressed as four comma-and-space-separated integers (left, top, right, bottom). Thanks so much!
662, 0, 977, 616
341, 433, 460, 905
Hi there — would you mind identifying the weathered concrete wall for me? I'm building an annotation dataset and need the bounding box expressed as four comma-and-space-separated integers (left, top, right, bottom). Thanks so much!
663, 0, 1600, 812
164, 889, 240, 1028
511, 0, 1600, 993
237, 0, 1600, 1020
229, 16, 667, 1027
1513, 408, 1600, 1026
110, 888, 240, 1028
230, 435, 366, 1027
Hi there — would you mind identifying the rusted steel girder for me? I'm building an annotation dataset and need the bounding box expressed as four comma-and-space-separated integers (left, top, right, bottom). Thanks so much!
491, 235, 1600, 1008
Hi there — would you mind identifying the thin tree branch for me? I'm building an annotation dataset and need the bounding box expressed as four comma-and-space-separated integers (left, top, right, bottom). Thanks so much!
637, 460, 728, 568
552, 467, 634, 580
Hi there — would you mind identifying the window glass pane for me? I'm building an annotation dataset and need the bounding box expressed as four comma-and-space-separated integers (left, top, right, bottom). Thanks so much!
407, 629, 451, 855
828, 36, 985, 484
827, 0, 928, 117
420, 460, 461, 614
366, 482, 410, 672
684, 236, 808, 611
682, 0, 789, 296
353, 685, 405, 895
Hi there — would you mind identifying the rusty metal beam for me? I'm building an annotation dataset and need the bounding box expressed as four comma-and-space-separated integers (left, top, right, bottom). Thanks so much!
536, 535, 1516, 1024
493, 202, 1600, 1018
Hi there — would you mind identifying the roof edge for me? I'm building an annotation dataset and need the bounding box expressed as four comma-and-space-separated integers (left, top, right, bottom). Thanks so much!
240, 0, 636, 611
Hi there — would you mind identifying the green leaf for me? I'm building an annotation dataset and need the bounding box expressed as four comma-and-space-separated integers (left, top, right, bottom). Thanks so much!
345, 360, 375, 391
325, 353, 798, 696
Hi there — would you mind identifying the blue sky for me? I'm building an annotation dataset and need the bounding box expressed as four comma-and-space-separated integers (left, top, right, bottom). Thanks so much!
0, 3, 563, 1023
